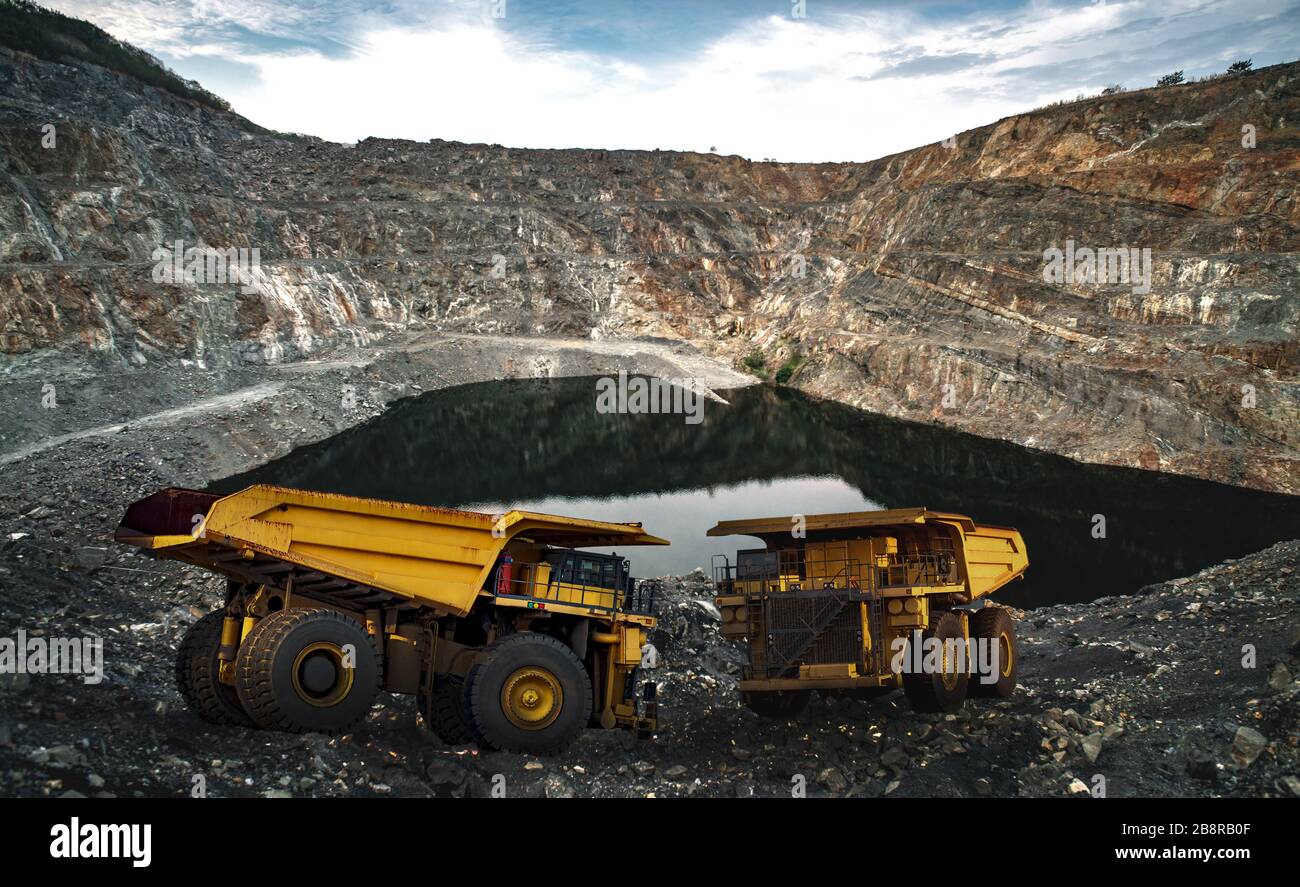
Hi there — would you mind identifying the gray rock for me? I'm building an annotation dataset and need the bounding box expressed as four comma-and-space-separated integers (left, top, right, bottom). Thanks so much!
543, 774, 575, 798
1186, 748, 1218, 781
880, 746, 909, 768
816, 766, 848, 793
1231, 727, 1267, 767
1267, 662, 1293, 693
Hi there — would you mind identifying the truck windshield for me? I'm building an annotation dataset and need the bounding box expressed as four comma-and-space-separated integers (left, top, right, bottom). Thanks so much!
736, 550, 780, 580
546, 551, 623, 589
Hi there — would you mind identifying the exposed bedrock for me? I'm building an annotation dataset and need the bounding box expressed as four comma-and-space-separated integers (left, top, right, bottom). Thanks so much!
1, 47, 1296, 491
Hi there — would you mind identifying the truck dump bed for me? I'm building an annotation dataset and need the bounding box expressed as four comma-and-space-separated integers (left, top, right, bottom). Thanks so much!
116, 485, 668, 617
707, 506, 1027, 599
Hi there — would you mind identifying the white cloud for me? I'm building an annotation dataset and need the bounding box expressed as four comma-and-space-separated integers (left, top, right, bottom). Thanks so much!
45, 0, 1300, 161
224, 12, 1015, 160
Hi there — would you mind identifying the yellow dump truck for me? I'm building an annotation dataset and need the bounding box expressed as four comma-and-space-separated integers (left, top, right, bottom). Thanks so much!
708, 508, 1028, 715
116, 485, 664, 753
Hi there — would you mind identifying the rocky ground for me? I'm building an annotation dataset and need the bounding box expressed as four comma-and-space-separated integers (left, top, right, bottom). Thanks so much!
0, 334, 1296, 799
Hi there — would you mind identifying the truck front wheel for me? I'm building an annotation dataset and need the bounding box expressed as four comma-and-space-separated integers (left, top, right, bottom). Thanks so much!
902, 611, 969, 713
235, 608, 380, 735
468, 633, 593, 754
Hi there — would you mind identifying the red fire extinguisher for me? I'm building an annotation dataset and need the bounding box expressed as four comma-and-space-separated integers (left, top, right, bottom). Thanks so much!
496, 555, 514, 595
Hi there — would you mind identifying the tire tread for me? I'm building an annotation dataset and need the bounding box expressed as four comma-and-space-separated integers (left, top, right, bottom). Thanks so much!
235, 608, 380, 735
175, 611, 253, 727
468, 632, 592, 754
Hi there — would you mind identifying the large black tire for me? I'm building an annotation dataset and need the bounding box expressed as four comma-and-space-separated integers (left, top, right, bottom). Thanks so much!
468, 633, 592, 754
175, 611, 255, 727
424, 674, 479, 745
743, 690, 811, 718
902, 611, 969, 713
969, 606, 1017, 698
235, 608, 380, 735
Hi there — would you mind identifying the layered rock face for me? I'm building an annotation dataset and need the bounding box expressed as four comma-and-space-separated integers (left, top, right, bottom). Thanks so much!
1, 46, 1297, 491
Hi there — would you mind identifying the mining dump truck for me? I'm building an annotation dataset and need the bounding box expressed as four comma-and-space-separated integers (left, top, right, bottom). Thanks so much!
116, 485, 664, 753
708, 508, 1028, 715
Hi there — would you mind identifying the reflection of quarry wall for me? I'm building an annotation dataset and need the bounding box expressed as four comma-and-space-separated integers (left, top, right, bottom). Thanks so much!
1, 47, 1298, 492
214, 378, 1300, 608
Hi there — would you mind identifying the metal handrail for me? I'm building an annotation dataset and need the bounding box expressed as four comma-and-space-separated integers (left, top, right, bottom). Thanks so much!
713, 547, 958, 592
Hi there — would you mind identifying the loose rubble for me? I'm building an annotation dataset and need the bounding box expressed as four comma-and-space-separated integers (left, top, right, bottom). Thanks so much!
2, 453, 1296, 797
0, 320, 1296, 799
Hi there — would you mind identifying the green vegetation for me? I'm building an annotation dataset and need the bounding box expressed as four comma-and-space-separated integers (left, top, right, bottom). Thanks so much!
0, 0, 231, 111
774, 352, 803, 385
1156, 70, 1185, 87
742, 347, 803, 384
1227, 59, 1253, 75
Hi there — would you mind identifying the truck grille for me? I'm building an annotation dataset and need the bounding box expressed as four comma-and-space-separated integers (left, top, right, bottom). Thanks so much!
758, 590, 854, 677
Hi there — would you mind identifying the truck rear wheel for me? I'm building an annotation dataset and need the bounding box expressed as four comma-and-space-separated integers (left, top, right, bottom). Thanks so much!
969, 606, 1017, 697
175, 611, 254, 727
902, 611, 969, 713
468, 633, 592, 754
235, 608, 380, 735
743, 690, 811, 718
424, 674, 479, 745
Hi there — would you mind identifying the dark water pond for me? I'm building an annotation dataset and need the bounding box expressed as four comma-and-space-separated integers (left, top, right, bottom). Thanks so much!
212, 376, 1300, 608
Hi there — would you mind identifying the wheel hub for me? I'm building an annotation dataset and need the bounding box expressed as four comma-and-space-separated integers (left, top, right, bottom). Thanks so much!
300, 654, 338, 694
291, 642, 354, 707
501, 667, 562, 730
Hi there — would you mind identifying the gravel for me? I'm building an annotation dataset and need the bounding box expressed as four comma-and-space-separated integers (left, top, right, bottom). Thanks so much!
1, 337, 1297, 798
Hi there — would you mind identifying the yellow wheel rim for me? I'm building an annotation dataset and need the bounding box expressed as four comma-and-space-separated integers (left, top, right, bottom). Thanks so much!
501, 667, 563, 730
999, 632, 1014, 678
291, 641, 355, 708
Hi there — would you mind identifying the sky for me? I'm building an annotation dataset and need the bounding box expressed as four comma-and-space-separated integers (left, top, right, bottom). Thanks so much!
48, 0, 1300, 161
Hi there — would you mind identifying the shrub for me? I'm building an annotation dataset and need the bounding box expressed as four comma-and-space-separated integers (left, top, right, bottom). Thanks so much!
774, 352, 802, 385
0, 0, 231, 111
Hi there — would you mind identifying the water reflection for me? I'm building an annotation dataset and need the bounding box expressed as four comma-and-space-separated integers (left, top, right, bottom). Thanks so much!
212, 377, 1300, 608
